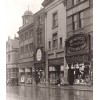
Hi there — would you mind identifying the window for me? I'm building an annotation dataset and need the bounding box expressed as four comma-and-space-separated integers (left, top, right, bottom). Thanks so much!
78, 12, 84, 28
8, 54, 10, 62
20, 34, 23, 42
72, 14, 78, 30
37, 16, 42, 25
72, 0, 77, 5
72, 12, 84, 30
21, 46, 24, 54
59, 37, 62, 48
52, 33, 58, 49
25, 32, 28, 40
52, 12, 58, 28
37, 28, 42, 44
72, 0, 84, 5
29, 43, 33, 51
25, 44, 28, 52
29, 29, 33, 38
48, 41, 51, 50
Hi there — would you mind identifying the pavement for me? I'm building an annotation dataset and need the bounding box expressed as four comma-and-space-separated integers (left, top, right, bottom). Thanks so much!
19, 83, 93, 91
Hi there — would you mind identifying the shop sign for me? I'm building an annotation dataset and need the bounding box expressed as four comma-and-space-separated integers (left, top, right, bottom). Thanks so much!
66, 54, 90, 63
65, 33, 90, 55
36, 48, 42, 61
48, 58, 64, 66
19, 69, 24, 73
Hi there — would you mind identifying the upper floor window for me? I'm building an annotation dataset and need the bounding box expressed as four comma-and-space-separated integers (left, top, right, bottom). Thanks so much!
72, 11, 84, 30
29, 29, 33, 38
72, 0, 77, 5
48, 41, 51, 50
79, 12, 84, 28
52, 12, 58, 28
72, 14, 78, 30
37, 28, 42, 44
52, 33, 58, 49
25, 32, 28, 40
37, 16, 42, 25
29, 43, 33, 51
59, 37, 62, 48
72, 0, 85, 5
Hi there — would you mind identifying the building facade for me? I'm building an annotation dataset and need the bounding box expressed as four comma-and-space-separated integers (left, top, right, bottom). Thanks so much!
6, 36, 19, 83
42, 0, 67, 85
33, 8, 45, 84
65, 0, 93, 85
18, 10, 34, 84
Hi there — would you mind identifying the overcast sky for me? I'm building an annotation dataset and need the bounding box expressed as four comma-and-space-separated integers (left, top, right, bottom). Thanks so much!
6, 0, 44, 40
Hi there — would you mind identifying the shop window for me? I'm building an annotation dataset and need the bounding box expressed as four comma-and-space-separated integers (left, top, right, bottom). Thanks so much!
52, 12, 58, 28
73, 63, 90, 84
52, 33, 58, 49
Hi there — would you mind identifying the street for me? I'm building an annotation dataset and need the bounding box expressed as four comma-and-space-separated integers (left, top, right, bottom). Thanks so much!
6, 85, 93, 100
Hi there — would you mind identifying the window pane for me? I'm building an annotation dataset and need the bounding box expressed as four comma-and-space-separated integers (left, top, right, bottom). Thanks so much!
53, 12, 58, 27
60, 37, 62, 47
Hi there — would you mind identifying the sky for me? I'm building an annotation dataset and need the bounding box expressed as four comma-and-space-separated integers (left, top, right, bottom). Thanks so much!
6, 0, 44, 40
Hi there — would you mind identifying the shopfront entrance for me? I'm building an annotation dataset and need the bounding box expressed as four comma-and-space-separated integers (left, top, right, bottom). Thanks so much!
65, 33, 92, 85
48, 58, 64, 85
68, 64, 74, 85
67, 62, 90, 85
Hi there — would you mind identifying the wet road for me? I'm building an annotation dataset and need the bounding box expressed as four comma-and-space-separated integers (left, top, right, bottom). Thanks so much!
6, 85, 93, 100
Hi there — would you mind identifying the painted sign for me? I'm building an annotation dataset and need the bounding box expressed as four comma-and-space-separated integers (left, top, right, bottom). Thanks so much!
66, 34, 87, 52
36, 48, 42, 61
65, 33, 91, 63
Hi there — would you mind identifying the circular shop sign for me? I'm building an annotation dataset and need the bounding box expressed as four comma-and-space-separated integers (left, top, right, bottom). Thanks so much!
36, 49, 42, 61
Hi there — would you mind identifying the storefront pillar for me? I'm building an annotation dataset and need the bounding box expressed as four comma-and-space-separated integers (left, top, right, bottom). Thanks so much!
64, 55, 68, 85
89, 61, 93, 85
45, 53, 49, 86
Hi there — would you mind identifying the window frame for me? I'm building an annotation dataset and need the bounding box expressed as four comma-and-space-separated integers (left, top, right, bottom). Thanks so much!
52, 32, 58, 49
52, 11, 58, 28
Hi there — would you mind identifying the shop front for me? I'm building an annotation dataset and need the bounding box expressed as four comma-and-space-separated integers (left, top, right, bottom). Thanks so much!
48, 58, 64, 85
19, 68, 25, 83
25, 68, 32, 84
65, 33, 92, 85
34, 47, 45, 84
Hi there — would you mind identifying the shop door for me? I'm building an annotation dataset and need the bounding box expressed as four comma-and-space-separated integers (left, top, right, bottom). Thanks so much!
68, 65, 74, 85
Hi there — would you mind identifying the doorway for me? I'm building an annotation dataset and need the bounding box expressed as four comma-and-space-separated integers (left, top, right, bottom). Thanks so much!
68, 64, 74, 85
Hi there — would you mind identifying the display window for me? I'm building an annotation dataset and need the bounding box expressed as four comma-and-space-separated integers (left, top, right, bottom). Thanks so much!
73, 63, 90, 84
49, 65, 64, 85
